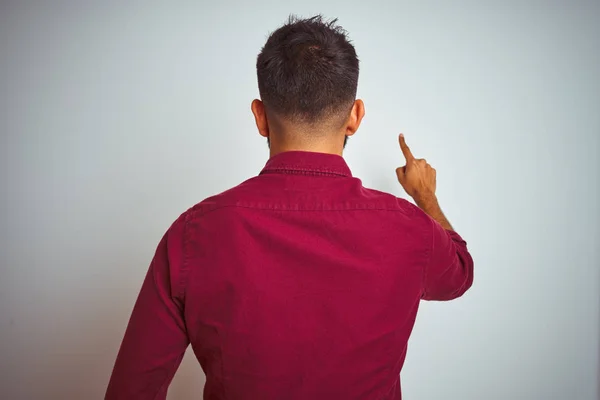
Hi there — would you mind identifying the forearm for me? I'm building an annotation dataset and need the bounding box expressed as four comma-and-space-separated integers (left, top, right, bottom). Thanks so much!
415, 194, 454, 231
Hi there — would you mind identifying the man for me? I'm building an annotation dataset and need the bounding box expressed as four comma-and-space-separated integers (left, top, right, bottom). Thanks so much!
106, 15, 474, 400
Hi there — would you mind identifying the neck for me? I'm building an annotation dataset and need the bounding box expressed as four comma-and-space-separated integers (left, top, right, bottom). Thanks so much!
268, 137, 345, 158
266, 121, 348, 157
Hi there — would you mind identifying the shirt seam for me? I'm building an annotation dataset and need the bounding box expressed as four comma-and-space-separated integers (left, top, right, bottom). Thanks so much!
179, 209, 229, 399
422, 217, 435, 299
188, 203, 413, 219
178, 211, 193, 301
260, 167, 350, 177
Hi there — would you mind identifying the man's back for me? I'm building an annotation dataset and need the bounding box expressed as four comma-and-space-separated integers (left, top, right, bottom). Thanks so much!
106, 151, 473, 399
106, 16, 474, 399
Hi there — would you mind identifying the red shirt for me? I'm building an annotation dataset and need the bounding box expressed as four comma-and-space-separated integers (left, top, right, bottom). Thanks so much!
106, 150, 474, 400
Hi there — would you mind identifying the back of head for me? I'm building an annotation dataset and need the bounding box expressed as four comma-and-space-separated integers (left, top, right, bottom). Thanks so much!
257, 15, 360, 129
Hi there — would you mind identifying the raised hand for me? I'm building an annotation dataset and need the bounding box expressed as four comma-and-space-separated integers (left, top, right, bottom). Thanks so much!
395, 134, 436, 203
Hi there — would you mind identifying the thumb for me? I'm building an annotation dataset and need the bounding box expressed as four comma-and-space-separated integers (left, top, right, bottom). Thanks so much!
396, 166, 406, 184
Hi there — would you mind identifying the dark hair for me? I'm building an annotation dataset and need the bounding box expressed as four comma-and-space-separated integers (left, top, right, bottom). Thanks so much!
256, 15, 359, 124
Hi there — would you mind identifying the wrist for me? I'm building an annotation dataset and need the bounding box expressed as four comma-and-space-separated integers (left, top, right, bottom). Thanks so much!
414, 192, 438, 210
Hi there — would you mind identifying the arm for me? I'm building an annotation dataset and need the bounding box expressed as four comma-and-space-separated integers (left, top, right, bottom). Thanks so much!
396, 134, 474, 300
416, 195, 473, 300
415, 194, 453, 232
105, 216, 189, 400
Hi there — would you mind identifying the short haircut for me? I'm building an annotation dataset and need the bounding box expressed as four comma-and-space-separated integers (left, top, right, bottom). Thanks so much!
256, 15, 359, 125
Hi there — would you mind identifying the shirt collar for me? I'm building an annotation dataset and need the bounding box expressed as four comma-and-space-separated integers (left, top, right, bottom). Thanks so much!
259, 151, 353, 178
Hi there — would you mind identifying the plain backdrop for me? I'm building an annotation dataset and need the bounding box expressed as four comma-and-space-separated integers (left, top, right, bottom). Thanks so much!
1, 1, 599, 399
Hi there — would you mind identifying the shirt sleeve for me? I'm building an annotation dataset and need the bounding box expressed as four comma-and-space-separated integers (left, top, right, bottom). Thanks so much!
421, 218, 474, 301
105, 215, 190, 399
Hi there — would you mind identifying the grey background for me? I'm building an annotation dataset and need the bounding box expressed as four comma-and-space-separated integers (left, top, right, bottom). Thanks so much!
1, 1, 599, 399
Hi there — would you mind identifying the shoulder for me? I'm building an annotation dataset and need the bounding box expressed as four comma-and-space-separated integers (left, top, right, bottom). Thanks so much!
357, 185, 434, 230
359, 186, 418, 214
175, 177, 259, 224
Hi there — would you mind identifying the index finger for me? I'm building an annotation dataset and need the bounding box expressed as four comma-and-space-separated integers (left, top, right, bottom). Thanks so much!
398, 134, 415, 162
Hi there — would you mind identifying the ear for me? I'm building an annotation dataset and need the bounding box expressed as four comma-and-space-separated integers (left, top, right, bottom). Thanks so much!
345, 99, 365, 136
251, 99, 269, 138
